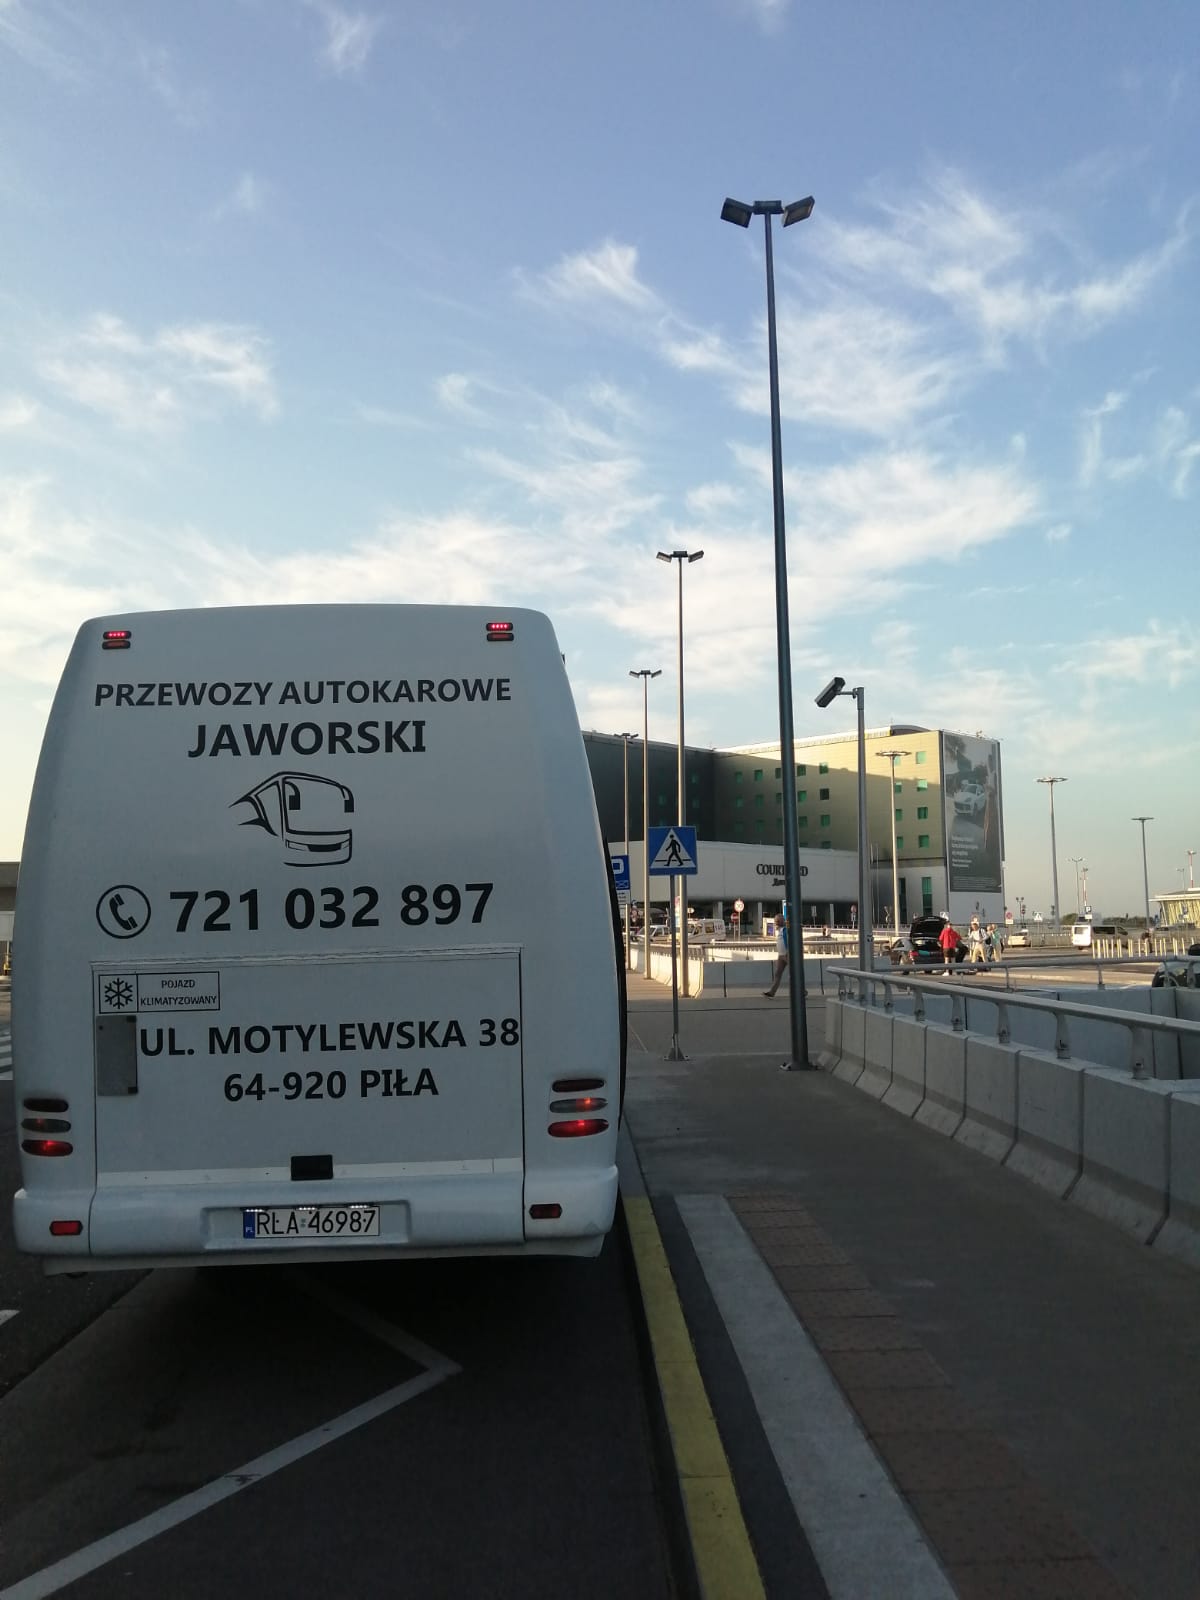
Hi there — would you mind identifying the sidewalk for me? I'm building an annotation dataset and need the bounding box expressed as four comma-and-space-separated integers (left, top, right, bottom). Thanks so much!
622, 970, 1200, 1600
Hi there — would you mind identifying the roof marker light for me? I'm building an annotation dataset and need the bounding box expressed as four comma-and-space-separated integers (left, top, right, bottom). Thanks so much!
102, 630, 132, 650
485, 621, 514, 643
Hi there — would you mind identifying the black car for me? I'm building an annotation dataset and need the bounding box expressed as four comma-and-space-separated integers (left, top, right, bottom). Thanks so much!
908, 916, 965, 966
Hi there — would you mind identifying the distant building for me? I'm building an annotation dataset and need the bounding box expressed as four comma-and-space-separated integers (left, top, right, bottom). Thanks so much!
583, 724, 1004, 928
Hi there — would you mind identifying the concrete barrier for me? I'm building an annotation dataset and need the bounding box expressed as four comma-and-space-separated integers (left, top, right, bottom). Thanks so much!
824, 996, 843, 1064
1006, 1050, 1085, 1198
914, 1025, 966, 1137
857, 1010, 894, 1099
882, 1016, 925, 1118
955, 1038, 1019, 1163
836, 1001, 866, 1086
1155, 1089, 1200, 1267
1070, 1069, 1171, 1243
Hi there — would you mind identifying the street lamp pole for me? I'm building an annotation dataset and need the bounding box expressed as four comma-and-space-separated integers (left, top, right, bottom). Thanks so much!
657, 549, 703, 997
1133, 815, 1154, 934
815, 677, 870, 971
876, 748, 912, 935
630, 669, 662, 976
619, 732, 637, 968
1069, 856, 1084, 919
722, 191, 815, 1070
1188, 849, 1195, 891
1037, 777, 1067, 930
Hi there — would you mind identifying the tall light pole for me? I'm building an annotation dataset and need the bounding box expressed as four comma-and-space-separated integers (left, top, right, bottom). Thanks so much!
876, 748, 912, 935
657, 548, 703, 996
1069, 856, 1084, 918
815, 676, 870, 971
1188, 849, 1195, 890
630, 669, 662, 976
619, 732, 638, 968
1037, 777, 1067, 929
722, 190, 815, 1071
1133, 815, 1154, 933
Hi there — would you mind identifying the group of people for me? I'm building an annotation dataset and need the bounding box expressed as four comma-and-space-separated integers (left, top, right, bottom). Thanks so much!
939, 916, 1003, 969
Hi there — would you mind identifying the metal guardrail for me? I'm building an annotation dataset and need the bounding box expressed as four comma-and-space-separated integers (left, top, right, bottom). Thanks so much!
830, 963, 1200, 1081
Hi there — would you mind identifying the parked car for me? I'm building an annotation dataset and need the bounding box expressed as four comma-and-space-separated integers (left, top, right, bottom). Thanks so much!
1006, 925, 1031, 948
1152, 956, 1200, 989
907, 916, 966, 966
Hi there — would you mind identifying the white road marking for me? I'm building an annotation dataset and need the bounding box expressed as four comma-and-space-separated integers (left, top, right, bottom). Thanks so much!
0, 1311, 17, 1329
677, 1193, 956, 1600
0, 1281, 459, 1600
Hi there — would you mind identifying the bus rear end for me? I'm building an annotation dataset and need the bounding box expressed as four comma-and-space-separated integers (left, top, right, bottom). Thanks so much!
12, 605, 621, 1271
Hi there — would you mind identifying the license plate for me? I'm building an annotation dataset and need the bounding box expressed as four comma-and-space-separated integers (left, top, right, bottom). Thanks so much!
242, 1205, 379, 1240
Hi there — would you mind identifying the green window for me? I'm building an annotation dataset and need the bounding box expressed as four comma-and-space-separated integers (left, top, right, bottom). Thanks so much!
775, 792, 782, 808
734, 771, 743, 784
774, 766, 781, 778
819, 787, 830, 800
894, 781, 902, 794
754, 818, 765, 832
753, 769, 763, 782
818, 762, 828, 774
690, 771, 698, 784
797, 789, 807, 802
820, 840, 832, 850
916, 779, 928, 791
820, 813, 831, 827
895, 809, 902, 821
917, 806, 928, 820
797, 763, 806, 776
895, 834, 904, 849
733, 820, 744, 836
735, 796, 743, 809
798, 815, 808, 828
916, 750, 927, 764
918, 834, 930, 848
754, 794, 764, 808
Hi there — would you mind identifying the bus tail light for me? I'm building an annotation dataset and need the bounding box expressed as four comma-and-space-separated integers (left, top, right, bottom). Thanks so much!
547, 1119, 609, 1138
50, 1220, 83, 1237
101, 629, 132, 650
485, 621, 514, 643
529, 1204, 562, 1220
22, 1117, 71, 1134
22, 1139, 74, 1157
552, 1077, 604, 1093
23, 1097, 69, 1114
550, 1097, 606, 1113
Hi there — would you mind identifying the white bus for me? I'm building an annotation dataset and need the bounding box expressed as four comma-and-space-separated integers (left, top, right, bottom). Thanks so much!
12, 605, 625, 1271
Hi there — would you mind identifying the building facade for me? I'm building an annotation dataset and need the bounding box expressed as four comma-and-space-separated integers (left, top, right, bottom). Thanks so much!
583, 724, 1005, 929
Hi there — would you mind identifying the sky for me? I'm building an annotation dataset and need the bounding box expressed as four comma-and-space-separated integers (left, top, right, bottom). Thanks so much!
1, 0, 1197, 918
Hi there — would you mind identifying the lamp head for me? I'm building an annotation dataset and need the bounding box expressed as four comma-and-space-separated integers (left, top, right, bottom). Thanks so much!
720, 197, 753, 228
783, 196, 815, 226
814, 675, 846, 709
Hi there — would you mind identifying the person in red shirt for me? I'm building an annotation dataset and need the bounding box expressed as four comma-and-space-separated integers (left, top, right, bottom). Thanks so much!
938, 920, 961, 973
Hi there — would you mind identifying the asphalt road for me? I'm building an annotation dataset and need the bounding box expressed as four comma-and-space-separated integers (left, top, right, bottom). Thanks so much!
0, 975, 676, 1600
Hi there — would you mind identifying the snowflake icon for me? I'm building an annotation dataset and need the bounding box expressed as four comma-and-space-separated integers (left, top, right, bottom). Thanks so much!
103, 978, 134, 1011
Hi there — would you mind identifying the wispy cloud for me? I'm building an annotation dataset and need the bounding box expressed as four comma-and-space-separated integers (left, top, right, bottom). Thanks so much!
215, 171, 268, 218
0, 393, 39, 430
303, 0, 383, 75
37, 313, 278, 431
0, 0, 83, 82
1045, 522, 1072, 544
527, 239, 661, 313
135, 41, 208, 125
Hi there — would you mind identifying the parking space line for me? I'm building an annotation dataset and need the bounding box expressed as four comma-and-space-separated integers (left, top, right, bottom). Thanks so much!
0, 1312, 458, 1600
624, 1194, 765, 1600
0, 1312, 17, 1329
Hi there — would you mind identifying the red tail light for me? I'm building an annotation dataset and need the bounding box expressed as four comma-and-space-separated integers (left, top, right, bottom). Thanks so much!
547, 1119, 609, 1138
102, 629, 132, 650
22, 1139, 73, 1157
552, 1078, 604, 1093
529, 1204, 563, 1220
485, 621, 514, 643
550, 1097, 607, 1113
50, 1220, 83, 1237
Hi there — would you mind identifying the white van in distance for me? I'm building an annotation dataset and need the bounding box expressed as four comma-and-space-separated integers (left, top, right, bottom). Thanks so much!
12, 606, 625, 1271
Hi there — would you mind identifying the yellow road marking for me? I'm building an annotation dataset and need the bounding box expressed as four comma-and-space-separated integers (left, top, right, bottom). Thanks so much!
625, 1196, 765, 1600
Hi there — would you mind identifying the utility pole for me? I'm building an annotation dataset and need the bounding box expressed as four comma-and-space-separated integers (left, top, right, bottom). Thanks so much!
876, 748, 912, 936
1133, 815, 1154, 933
1037, 777, 1067, 928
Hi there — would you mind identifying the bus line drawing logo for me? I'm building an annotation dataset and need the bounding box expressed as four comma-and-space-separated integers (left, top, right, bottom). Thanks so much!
233, 772, 355, 865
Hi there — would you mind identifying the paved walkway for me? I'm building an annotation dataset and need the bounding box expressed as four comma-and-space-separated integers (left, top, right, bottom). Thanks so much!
622, 970, 1200, 1600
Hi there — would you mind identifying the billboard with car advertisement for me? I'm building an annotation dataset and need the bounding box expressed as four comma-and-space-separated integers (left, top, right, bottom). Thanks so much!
942, 732, 1003, 900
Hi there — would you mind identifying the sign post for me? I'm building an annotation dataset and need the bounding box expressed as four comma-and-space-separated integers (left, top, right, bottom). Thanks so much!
647, 825, 698, 1060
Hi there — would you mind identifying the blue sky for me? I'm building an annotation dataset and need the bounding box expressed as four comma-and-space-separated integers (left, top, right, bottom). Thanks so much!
1, 0, 1197, 916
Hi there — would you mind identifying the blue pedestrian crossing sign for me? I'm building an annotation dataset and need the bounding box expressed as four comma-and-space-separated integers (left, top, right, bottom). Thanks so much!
647, 825, 698, 876
610, 855, 631, 894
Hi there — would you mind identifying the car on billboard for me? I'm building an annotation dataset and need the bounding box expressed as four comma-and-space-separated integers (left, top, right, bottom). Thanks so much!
953, 781, 987, 817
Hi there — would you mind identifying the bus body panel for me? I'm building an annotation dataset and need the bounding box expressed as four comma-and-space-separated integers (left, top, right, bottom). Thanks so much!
12, 604, 620, 1268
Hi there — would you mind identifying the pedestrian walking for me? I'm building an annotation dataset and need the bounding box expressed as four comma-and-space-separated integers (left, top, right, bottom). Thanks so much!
968, 918, 986, 964
763, 905, 789, 996
987, 923, 1003, 962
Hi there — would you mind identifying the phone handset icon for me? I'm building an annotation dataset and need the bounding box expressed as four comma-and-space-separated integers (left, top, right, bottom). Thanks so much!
108, 893, 138, 932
